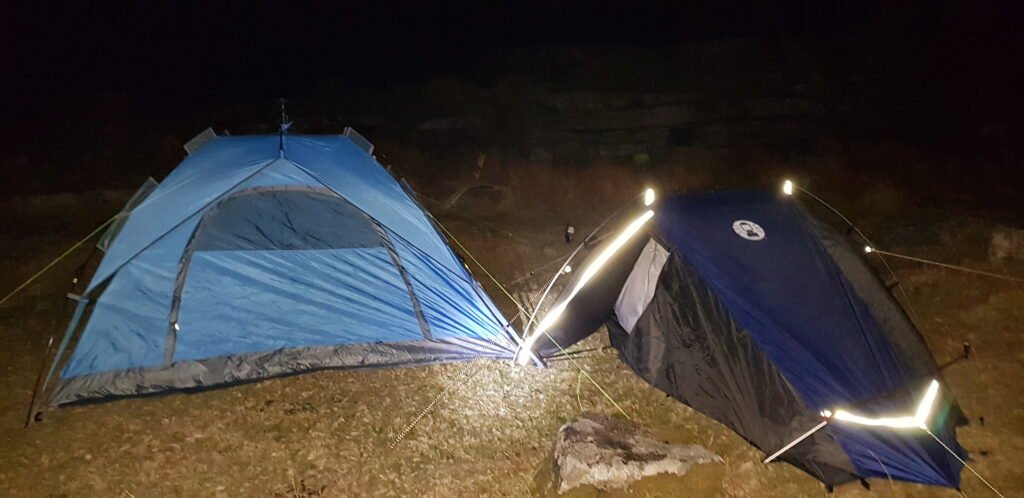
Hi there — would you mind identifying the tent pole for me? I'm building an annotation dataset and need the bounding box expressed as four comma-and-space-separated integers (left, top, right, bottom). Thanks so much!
37, 296, 89, 408
789, 184, 922, 328
23, 336, 54, 428
763, 420, 828, 464
520, 188, 649, 338
24, 247, 99, 427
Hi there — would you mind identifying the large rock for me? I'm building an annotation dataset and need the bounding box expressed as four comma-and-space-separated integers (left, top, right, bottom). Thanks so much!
553, 414, 721, 494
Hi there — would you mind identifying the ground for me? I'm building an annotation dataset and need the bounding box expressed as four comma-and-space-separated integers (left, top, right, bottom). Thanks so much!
0, 192, 1020, 497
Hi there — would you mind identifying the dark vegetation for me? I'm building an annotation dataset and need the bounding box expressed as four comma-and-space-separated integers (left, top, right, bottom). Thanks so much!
2, 34, 1020, 219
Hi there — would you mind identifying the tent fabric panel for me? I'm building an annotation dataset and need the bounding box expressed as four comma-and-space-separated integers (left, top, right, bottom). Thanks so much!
173, 248, 424, 362
67, 159, 394, 378
63, 217, 200, 377
97, 177, 159, 253
388, 233, 514, 352
51, 337, 509, 406
656, 192, 910, 409
531, 233, 651, 357
828, 414, 964, 487
193, 188, 384, 251
805, 214, 967, 485
283, 135, 466, 277
656, 192, 963, 487
87, 136, 281, 292
59, 139, 519, 406
805, 215, 946, 389
609, 254, 858, 485
614, 238, 671, 333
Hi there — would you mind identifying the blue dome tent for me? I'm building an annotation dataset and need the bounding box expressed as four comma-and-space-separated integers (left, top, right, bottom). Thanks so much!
45, 129, 517, 405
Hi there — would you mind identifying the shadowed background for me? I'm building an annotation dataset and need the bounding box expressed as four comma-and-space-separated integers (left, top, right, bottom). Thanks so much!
1, 1, 1020, 217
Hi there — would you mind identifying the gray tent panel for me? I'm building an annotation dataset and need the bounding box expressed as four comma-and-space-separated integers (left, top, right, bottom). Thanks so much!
614, 238, 670, 333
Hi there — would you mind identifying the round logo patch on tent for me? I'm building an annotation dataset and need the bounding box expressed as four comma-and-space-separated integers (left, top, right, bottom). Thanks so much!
732, 220, 765, 241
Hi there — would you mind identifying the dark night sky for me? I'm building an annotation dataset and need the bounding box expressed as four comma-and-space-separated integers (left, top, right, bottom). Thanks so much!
0, 1, 1018, 137
1, 0, 1020, 191
6, 1, 1002, 102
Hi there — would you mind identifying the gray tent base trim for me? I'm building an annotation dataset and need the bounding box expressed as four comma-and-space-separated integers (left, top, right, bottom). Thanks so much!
51, 337, 513, 406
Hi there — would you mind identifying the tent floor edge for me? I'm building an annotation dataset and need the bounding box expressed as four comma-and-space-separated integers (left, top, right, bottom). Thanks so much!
51, 337, 514, 406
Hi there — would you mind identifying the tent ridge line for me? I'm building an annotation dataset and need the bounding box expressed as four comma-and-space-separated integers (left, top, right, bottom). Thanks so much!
85, 157, 282, 295
278, 158, 478, 287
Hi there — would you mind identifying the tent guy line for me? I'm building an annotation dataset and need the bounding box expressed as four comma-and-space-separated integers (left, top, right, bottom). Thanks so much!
423, 217, 633, 419
424, 210, 531, 320
783, 181, 1007, 495
925, 428, 1007, 498
866, 247, 1024, 284
389, 349, 497, 449
0, 214, 118, 307
782, 180, 923, 326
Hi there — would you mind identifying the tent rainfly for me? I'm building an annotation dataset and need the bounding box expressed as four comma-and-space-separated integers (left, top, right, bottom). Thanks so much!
44, 130, 517, 405
519, 190, 968, 489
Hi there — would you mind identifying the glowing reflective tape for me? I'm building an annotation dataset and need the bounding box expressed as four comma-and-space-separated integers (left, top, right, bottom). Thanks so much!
823, 379, 941, 430
913, 379, 941, 424
516, 209, 655, 364
831, 411, 919, 428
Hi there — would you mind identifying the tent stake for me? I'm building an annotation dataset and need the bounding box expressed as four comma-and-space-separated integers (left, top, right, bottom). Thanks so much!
24, 336, 54, 428
763, 420, 828, 464
24, 251, 97, 428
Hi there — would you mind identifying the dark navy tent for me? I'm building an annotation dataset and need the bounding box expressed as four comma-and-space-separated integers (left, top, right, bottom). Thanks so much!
46, 130, 517, 405
526, 191, 967, 489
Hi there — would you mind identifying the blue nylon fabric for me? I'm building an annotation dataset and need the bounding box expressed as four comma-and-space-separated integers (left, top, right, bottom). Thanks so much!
64, 217, 198, 377
656, 192, 962, 486
390, 233, 512, 346
193, 189, 384, 251
64, 141, 512, 382
65, 160, 309, 377
87, 136, 281, 292
829, 418, 963, 487
283, 135, 466, 276
174, 248, 423, 362
87, 134, 468, 291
